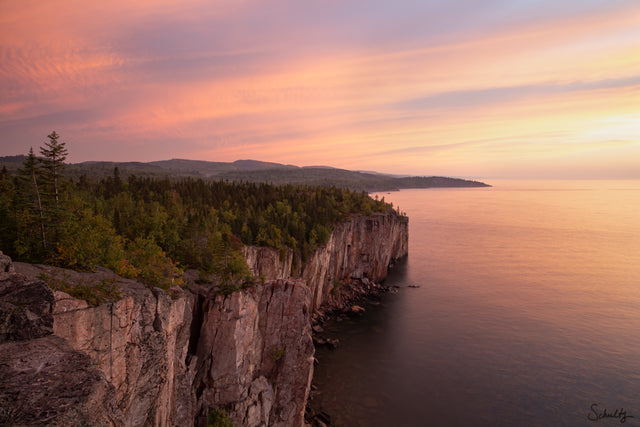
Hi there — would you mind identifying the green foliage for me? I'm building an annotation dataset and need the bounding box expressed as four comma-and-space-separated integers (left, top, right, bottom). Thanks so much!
38, 132, 70, 249
39, 272, 122, 306
14, 147, 48, 260
1, 133, 398, 295
330, 279, 344, 295
84, 176, 390, 271
126, 237, 183, 290
207, 409, 233, 427
55, 198, 126, 271
0, 168, 17, 255
269, 346, 285, 362
207, 231, 252, 288
39, 131, 68, 209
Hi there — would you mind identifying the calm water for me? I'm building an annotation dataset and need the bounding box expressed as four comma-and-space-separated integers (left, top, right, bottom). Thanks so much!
311, 180, 640, 426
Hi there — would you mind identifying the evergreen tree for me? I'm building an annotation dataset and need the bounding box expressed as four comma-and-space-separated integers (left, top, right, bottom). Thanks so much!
16, 148, 47, 255
0, 167, 16, 253
39, 131, 70, 255
39, 131, 68, 211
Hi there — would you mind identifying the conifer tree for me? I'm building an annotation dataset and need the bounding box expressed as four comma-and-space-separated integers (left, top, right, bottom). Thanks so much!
39, 131, 69, 254
17, 147, 47, 252
0, 166, 16, 253
39, 131, 68, 211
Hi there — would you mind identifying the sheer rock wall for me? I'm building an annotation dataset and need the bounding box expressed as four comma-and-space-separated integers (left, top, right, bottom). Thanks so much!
0, 212, 407, 426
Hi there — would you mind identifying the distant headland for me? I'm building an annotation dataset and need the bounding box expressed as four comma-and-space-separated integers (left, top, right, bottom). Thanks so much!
0, 156, 490, 192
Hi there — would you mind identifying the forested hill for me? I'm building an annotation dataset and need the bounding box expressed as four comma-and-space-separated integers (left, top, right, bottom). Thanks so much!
0, 157, 490, 191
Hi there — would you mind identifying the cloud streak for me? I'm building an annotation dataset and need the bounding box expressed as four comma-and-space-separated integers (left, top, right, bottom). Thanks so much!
1, 0, 639, 178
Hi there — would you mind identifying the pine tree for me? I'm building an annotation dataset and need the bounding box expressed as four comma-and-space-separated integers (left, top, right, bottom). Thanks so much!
39, 131, 68, 211
39, 131, 70, 256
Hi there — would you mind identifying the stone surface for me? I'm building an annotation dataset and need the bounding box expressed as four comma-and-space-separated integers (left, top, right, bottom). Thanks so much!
0, 272, 54, 342
244, 212, 409, 312
13, 262, 195, 427
303, 213, 408, 311
0, 211, 407, 427
351, 305, 365, 314
0, 335, 124, 426
194, 279, 314, 427
243, 246, 298, 280
0, 251, 14, 274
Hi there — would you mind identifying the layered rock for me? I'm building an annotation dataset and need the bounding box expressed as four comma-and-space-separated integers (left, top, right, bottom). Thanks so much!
0, 211, 407, 426
243, 246, 298, 281
0, 253, 123, 425
245, 212, 409, 311
12, 263, 195, 427
0, 335, 124, 426
193, 279, 314, 427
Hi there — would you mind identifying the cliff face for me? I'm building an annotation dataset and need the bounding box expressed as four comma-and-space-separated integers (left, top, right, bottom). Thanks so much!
0, 211, 408, 426
302, 212, 408, 311
0, 261, 123, 426
243, 246, 298, 281
54, 287, 194, 427
245, 213, 409, 311
193, 279, 313, 427
9, 263, 195, 427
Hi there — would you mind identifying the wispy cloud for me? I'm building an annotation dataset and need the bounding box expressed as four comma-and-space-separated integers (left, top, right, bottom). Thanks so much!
1, 0, 639, 178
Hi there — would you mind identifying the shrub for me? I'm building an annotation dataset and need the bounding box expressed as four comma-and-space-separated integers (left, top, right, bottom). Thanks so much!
39, 272, 122, 306
207, 409, 233, 427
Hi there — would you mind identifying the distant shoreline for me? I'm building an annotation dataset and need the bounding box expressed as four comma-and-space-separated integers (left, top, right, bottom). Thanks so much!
0, 155, 490, 192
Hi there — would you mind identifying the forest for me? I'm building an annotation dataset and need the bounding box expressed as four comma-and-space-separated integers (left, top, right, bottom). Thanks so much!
0, 133, 397, 292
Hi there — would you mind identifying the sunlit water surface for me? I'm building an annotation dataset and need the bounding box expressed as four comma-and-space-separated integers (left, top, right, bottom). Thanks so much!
311, 180, 640, 426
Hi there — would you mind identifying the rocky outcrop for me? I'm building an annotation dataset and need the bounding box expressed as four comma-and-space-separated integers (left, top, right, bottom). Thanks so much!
0, 335, 124, 426
244, 212, 409, 311
11, 262, 195, 427
53, 286, 194, 427
0, 211, 407, 426
193, 279, 314, 427
0, 252, 123, 426
302, 212, 408, 311
243, 246, 299, 281
0, 251, 14, 273
2, 259, 314, 427
0, 270, 54, 342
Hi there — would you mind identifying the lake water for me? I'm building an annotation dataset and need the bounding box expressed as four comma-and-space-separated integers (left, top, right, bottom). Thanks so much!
310, 180, 640, 426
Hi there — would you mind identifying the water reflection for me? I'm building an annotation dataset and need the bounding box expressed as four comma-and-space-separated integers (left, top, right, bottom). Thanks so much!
310, 182, 640, 426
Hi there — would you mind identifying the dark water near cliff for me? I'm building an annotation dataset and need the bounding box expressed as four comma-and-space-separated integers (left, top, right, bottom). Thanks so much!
311, 180, 640, 426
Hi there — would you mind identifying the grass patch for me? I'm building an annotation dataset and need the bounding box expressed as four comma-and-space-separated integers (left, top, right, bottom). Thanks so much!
38, 272, 122, 306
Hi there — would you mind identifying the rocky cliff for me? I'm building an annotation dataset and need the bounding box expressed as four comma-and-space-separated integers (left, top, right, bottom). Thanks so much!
192, 279, 313, 426
245, 213, 409, 311
0, 212, 408, 426
4, 262, 194, 427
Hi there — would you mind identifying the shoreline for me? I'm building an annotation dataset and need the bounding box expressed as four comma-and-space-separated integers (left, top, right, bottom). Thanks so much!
304, 266, 404, 426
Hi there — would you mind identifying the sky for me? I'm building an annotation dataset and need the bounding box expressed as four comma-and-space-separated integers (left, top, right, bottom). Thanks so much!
1, 0, 639, 179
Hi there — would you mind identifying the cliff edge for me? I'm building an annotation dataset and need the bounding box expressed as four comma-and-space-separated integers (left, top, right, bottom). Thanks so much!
0, 212, 408, 426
